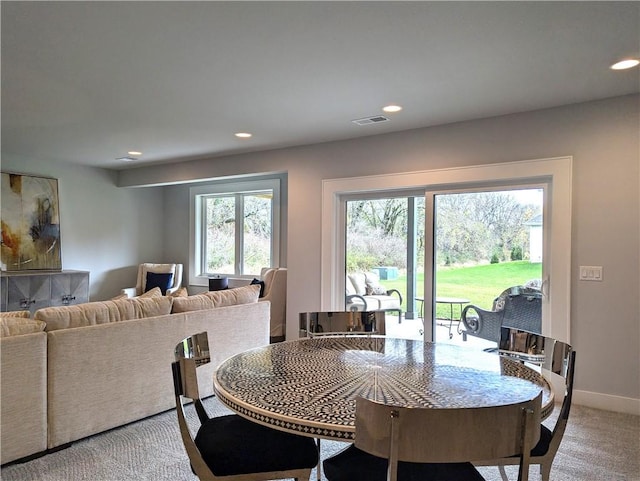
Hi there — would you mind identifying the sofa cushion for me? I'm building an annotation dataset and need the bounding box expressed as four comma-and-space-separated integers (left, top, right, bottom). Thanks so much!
126, 296, 173, 319
34, 296, 173, 331
0, 317, 46, 337
0, 310, 31, 318
172, 284, 260, 313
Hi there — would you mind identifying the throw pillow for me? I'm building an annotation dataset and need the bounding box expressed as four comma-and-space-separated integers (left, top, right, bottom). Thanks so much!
364, 271, 387, 296
139, 286, 162, 298
366, 285, 388, 295
250, 278, 266, 297
145, 272, 174, 295
168, 287, 189, 297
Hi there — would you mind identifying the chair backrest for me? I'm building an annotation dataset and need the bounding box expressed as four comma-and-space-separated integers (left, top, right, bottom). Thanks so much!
499, 327, 576, 423
502, 288, 542, 334
299, 311, 386, 336
355, 395, 541, 481
172, 332, 215, 479
259, 267, 287, 340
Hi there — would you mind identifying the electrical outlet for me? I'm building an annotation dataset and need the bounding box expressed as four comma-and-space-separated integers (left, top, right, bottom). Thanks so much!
579, 266, 603, 281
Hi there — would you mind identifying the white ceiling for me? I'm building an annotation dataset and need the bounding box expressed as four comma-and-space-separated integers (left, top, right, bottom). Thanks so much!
2, 1, 639, 170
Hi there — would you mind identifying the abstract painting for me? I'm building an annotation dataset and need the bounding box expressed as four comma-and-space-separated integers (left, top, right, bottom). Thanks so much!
1, 172, 61, 271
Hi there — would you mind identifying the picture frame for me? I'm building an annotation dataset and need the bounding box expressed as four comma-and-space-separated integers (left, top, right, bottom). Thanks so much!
1, 172, 62, 271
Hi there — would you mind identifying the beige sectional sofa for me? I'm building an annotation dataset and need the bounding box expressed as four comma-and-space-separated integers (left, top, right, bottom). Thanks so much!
0, 285, 269, 465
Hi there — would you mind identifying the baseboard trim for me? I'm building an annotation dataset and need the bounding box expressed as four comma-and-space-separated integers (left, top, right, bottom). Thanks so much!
573, 389, 640, 415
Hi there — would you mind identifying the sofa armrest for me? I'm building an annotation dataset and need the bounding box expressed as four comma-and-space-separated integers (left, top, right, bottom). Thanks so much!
1, 332, 47, 463
386, 289, 403, 305
346, 294, 368, 311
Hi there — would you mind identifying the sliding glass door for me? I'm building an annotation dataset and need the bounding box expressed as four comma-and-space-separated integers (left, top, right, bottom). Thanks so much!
427, 187, 545, 346
344, 194, 425, 321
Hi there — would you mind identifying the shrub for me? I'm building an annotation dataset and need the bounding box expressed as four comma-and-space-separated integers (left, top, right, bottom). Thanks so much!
510, 246, 523, 261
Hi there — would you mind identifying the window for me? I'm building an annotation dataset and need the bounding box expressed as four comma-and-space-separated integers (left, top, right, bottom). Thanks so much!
190, 179, 280, 285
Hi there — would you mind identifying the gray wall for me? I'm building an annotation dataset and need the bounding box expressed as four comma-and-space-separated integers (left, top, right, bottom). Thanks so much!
1, 153, 165, 300
3, 94, 638, 413
123, 94, 640, 413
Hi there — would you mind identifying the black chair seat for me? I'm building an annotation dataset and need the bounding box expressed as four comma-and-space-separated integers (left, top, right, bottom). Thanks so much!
531, 424, 553, 457
195, 414, 318, 477
323, 444, 486, 481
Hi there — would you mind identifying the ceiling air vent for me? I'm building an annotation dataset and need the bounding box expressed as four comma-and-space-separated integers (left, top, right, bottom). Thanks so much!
352, 115, 390, 126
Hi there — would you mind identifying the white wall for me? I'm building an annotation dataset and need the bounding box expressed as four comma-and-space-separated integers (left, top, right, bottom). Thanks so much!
121, 94, 639, 414
1, 154, 165, 300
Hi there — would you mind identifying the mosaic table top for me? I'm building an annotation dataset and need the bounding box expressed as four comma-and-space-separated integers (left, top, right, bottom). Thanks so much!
213, 336, 553, 441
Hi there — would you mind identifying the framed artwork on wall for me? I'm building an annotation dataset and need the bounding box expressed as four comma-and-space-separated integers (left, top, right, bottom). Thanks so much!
1, 172, 62, 271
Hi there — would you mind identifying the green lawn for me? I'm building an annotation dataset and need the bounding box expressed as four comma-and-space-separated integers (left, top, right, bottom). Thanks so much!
381, 261, 542, 315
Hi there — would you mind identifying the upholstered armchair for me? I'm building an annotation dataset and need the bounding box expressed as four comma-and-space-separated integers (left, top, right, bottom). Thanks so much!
121, 263, 183, 297
259, 267, 287, 343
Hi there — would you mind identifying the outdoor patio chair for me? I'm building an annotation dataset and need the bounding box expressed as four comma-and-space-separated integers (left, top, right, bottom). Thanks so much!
345, 272, 403, 320
171, 332, 318, 481
475, 327, 576, 481
460, 285, 542, 343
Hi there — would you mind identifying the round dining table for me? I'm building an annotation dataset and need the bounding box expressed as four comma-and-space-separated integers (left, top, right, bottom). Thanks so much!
213, 336, 553, 441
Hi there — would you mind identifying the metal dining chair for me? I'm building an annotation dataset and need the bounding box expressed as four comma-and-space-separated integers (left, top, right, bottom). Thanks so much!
474, 327, 576, 481
299, 311, 386, 337
323, 394, 542, 481
171, 332, 318, 481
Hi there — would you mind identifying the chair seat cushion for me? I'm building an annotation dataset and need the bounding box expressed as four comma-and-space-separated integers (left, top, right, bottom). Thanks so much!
323, 444, 485, 481
531, 424, 553, 456
195, 414, 318, 476
372, 295, 400, 310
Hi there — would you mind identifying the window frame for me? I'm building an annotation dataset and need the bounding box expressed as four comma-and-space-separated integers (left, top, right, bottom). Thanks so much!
322, 157, 572, 344
189, 178, 280, 287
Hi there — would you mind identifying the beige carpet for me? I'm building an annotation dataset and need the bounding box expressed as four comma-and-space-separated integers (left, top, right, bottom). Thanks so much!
1, 396, 638, 481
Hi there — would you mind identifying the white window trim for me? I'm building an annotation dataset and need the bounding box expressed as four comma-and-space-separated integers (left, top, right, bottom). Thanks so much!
189, 178, 280, 287
321, 156, 572, 343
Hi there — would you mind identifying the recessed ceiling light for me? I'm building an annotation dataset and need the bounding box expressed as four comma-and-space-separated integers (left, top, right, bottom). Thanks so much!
127, 151, 142, 156
610, 59, 640, 70
116, 156, 137, 162
382, 105, 403, 113
235, 132, 252, 138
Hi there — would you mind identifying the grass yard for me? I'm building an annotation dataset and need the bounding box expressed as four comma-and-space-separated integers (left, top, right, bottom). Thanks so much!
381, 261, 542, 315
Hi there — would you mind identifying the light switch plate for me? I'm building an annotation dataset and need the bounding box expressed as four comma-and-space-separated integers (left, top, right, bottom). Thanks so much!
579, 266, 603, 281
